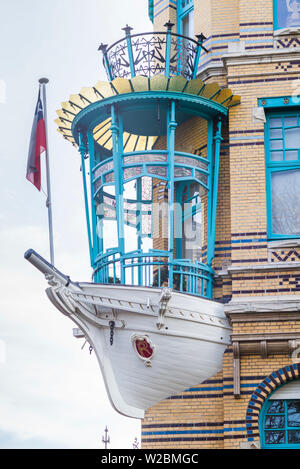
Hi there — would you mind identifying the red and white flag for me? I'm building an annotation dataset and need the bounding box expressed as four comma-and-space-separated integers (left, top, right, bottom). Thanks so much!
26, 88, 47, 191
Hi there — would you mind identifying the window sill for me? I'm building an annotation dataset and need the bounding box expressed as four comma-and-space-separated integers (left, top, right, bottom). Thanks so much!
274, 27, 300, 36
268, 239, 300, 249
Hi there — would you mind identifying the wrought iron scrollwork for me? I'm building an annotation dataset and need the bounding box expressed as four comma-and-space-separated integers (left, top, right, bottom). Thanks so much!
99, 25, 207, 81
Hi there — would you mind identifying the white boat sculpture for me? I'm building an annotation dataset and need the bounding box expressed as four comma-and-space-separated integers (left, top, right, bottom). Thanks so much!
25, 249, 232, 419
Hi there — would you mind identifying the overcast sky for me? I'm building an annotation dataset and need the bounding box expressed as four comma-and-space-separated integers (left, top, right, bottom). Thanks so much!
0, 0, 151, 449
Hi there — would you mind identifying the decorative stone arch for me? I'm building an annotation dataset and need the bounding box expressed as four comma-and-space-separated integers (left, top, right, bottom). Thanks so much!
245, 363, 300, 443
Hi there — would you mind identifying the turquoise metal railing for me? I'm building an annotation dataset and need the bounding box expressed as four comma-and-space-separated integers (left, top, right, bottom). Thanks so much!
93, 249, 214, 297
98, 25, 207, 81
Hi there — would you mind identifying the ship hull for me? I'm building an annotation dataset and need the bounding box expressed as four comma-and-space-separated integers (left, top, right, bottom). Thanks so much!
46, 280, 231, 419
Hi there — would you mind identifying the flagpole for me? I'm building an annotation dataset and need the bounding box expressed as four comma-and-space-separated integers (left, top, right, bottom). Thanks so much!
39, 77, 54, 265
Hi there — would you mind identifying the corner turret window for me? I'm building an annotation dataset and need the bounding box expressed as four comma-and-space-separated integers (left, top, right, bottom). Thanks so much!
274, 0, 300, 30
265, 111, 300, 239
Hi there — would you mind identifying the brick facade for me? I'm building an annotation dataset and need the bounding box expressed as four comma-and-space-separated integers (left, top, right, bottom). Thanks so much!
142, 0, 300, 449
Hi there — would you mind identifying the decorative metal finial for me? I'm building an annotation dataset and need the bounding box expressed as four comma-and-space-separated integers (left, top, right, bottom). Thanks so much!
164, 21, 174, 31
196, 33, 207, 44
102, 426, 110, 449
122, 24, 133, 35
98, 43, 108, 52
39, 77, 49, 84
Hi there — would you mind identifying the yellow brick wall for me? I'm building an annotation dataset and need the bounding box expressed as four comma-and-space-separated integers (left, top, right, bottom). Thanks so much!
142, 0, 300, 450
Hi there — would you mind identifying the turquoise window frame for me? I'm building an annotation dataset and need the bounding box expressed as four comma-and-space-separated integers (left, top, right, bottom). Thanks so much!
177, 0, 194, 36
148, 0, 154, 23
259, 395, 300, 449
262, 97, 300, 240
273, 0, 281, 30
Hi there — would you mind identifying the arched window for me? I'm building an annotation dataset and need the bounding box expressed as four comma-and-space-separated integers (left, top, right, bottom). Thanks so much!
260, 380, 300, 448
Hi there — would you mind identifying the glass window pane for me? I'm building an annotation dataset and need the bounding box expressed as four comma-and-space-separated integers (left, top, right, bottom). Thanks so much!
288, 430, 300, 444
267, 400, 284, 414
285, 116, 298, 127
264, 430, 285, 445
271, 170, 300, 235
147, 166, 167, 178
271, 151, 283, 161
265, 415, 285, 429
270, 139, 283, 150
287, 401, 300, 427
270, 128, 282, 139
276, 0, 300, 29
285, 127, 300, 148
270, 117, 282, 128
285, 150, 298, 161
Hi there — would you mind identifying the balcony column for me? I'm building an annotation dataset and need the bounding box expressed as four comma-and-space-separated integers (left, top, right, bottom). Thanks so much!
111, 104, 125, 283
87, 130, 101, 259
164, 22, 174, 77
78, 130, 94, 267
175, 182, 184, 259
192, 34, 206, 80
98, 43, 114, 82
136, 177, 143, 285
167, 100, 177, 288
122, 25, 135, 78
207, 116, 223, 269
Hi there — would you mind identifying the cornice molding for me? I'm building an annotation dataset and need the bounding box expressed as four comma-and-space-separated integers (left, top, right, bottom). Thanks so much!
225, 294, 300, 315
217, 262, 300, 277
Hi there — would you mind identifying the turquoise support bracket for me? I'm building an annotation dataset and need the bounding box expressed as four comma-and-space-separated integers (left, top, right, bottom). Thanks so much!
79, 131, 94, 266
122, 25, 135, 78
164, 22, 174, 78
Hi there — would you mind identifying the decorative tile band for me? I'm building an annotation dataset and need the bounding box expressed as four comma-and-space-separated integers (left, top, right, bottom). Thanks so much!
271, 249, 300, 263
228, 76, 300, 86
276, 37, 300, 49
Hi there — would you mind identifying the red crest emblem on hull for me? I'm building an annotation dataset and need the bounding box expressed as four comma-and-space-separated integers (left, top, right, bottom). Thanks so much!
131, 334, 156, 367
135, 338, 153, 359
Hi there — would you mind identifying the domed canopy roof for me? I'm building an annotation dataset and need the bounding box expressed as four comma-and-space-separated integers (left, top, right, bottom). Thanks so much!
55, 75, 240, 152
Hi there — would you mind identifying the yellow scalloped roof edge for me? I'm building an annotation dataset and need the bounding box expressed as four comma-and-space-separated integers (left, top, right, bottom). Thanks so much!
56, 75, 241, 148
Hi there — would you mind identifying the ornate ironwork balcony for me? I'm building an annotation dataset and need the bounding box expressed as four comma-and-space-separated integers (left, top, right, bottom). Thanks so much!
99, 23, 207, 81
93, 249, 214, 297
55, 71, 240, 301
